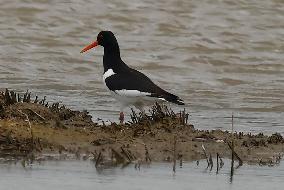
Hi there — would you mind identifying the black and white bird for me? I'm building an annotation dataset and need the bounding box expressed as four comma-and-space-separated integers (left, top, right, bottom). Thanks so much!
81, 31, 184, 123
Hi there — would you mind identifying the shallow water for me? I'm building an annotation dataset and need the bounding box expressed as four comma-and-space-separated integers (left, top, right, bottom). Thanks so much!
0, 160, 283, 190
0, 0, 283, 134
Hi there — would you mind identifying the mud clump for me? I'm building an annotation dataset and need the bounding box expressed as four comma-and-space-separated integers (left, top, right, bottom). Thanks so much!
0, 89, 96, 158
0, 127, 52, 158
267, 133, 284, 144
242, 138, 267, 147
0, 89, 95, 128
49, 103, 94, 128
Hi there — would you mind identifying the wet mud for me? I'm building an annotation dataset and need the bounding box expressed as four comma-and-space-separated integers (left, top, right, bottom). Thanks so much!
0, 89, 283, 167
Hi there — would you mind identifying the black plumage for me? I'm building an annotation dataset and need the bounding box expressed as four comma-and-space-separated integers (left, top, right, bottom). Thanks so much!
81, 31, 184, 111
104, 67, 184, 105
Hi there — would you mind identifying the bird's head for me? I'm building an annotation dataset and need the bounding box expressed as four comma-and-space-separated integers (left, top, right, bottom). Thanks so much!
80, 31, 118, 53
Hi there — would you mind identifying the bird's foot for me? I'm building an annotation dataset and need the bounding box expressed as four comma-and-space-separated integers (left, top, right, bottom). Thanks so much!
119, 112, 124, 124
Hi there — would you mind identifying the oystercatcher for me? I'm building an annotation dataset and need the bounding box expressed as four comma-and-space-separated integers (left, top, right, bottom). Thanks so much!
81, 31, 184, 123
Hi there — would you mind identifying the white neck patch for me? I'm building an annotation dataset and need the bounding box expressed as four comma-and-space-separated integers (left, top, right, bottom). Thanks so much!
103, 69, 116, 81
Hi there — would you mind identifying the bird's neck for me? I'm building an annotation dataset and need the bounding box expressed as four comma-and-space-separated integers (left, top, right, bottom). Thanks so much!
103, 44, 126, 73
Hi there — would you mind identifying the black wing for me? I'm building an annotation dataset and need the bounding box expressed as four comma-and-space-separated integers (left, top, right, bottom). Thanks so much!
105, 68, 184, 105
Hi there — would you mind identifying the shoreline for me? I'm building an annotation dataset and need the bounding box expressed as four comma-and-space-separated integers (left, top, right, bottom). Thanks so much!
0, 89, 283, 167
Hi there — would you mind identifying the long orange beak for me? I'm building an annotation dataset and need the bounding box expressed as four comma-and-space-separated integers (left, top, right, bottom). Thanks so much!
80, 41, 98, 53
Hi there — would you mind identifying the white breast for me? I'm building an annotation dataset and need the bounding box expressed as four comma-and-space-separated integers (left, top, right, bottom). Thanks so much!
103, 69, 116, 81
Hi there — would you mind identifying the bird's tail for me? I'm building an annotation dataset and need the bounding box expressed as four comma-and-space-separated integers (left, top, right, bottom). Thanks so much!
149, 89, 185, 105
163, 93, 185, 105
152, 90, 184, 105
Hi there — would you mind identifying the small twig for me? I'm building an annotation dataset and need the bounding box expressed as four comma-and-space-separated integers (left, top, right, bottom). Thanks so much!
182, 108, 186, 125
130, 108, 139, 124
144, 144, 151, 163
26, 108, 46, 121
18, 110, 34, 145
216, 153, 219, 173
111, 148, 125, 164
126, 149, 136, 160
34, 96, 38, 103
230, 113, 234, 182
10, 91, 17, 103
219, 154, 224, 168
178, 154, 183, 168
121, 147, 132, 162
91, 151, 98, 160
201, 144, 210, 166
209, 153, 213, 171
95, 152, 102, 168
164, 106, 171, 117
228, 114, 243, 167
227, 141, 243, 166
173, 135, 177, 173
4, 89, 12, 105
134, 160, 141, 170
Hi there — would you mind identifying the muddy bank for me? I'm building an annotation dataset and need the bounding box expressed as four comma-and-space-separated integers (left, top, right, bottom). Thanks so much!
0, 89, 283, 166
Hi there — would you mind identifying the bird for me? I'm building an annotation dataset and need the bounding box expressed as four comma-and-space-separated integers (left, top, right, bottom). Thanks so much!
81, 31, 184, 123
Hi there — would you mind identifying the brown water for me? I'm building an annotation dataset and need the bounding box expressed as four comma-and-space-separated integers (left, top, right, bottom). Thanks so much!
0, 0, 283, 133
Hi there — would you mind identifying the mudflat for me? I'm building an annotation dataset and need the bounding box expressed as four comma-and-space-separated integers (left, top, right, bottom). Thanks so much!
0, 90, 283, 166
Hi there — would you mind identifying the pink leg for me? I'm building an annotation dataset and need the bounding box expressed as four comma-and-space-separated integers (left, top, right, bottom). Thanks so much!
119, 112, 124, 124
